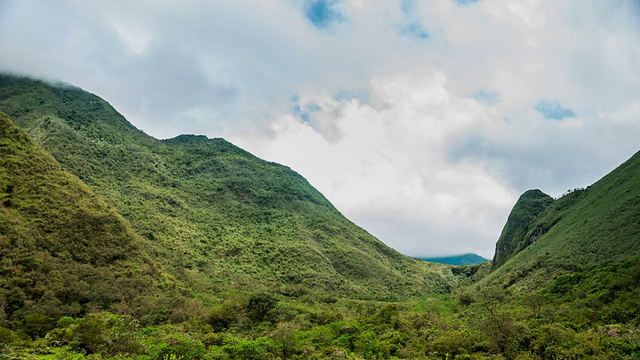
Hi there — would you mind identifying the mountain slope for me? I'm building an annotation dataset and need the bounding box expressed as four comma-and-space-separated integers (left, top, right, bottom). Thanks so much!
481, 150, 640, 290
0, 111, 172, 329
0, 74, 455, 298
491, 189, 554, 269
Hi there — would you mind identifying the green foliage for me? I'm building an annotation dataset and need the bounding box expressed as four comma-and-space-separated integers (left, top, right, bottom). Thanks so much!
429, 327, 485, 358
21, 313, 55, 339
1, 74, 640, 359
492, 189, 554, 269
149, 333, 206, 360
0, 293, 638, 359
0, 73, 457, 299
247, 293, 278, 325
68, 312, 144, 355
373, 303, 401, 325
481, 149, 640, 294
0, 111, 175, 332
207, 302, 240, 332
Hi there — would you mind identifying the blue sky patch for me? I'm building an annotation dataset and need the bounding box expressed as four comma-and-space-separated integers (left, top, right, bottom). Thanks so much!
455, 0, 480, 5
305, 0, 341, 28
292, 97, 322, 123
333, 90, 370, 107
473, 90, 500, 105
397, 0, 430, 40
536, 100, 576, 120
402, 22, 430, 39
401, 0, 416, 14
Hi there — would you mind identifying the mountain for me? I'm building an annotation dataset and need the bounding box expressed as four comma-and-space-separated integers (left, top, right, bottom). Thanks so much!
480, 149, 640, 291
0, 111, 176, 333
0, 74, 456, 298
491, 189, 554, 269
2, 73, 640, 359
421, 253, 488, 266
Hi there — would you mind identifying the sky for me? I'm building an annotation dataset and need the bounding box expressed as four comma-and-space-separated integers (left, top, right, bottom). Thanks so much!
1, 0, 640, 258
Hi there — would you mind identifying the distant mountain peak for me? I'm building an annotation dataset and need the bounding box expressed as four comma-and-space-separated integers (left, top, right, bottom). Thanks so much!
491, 189, 554, 270
482, 149, 640, 289
421, 253, 488, 265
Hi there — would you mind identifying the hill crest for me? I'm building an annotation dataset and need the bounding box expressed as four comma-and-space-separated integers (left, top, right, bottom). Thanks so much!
0, 111, 174, 324
482, 149, 640, 290
0, 73, 457, 298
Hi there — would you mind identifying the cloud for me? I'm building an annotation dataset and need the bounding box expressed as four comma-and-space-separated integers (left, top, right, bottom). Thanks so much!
2, 0, 640, 257
223, 0, 640, 257
473, 90, 500, 106
228, 71, 516, 257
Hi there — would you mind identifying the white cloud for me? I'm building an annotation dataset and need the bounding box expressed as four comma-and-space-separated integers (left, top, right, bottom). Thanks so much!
228, 71, 516, 257
2, 0, 640, 257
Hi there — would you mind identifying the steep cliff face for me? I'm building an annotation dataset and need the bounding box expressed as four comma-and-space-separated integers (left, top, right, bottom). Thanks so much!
492, 189, 554, 270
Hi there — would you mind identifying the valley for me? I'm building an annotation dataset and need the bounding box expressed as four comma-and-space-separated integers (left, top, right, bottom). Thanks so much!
1, 74, 639, 359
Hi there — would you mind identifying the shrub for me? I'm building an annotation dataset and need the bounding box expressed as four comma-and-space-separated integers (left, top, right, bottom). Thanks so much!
0, 326, 17, 345
374, 303, 400, 325
207, 303, 238, 331
149, 334, 206, 360
21, 313, 56, 339
247, 293, 278, 324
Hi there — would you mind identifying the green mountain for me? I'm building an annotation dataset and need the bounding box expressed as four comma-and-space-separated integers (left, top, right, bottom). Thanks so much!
421, 253, 488, 266
0, 74, 455, 298
491, 189, 554, 269
2, 73, 640, 359
482, 150, 640, 291
0, 111, 175, 334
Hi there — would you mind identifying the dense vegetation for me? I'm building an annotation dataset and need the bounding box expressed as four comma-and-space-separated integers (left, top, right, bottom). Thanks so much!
479, 149, 640, 292
0, 111, 177, 342
0, 74, 455, 298
0, 74, 639, 358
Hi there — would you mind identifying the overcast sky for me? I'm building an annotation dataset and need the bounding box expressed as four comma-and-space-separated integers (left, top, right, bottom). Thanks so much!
2, 0, 640, 258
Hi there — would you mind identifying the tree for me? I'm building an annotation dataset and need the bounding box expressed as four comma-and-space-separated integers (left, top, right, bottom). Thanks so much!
247, 293, 278, 324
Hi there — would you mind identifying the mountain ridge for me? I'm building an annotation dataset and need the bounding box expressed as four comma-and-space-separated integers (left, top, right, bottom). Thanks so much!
480, 148, 640, 290
0, 73, 456, 298
0, 110, 177, 328
1, 73, 640, 359
491, 189, 555, 269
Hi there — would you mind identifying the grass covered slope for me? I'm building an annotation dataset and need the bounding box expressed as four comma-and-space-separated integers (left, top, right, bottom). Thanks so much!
482, 150, 640, 290
491, 189, 554, 269
0, 111, 171, 330
0, 74, 455, 298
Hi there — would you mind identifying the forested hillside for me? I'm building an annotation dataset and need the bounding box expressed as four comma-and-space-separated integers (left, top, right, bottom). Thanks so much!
1, 74, 639, 359
0, 74, 455, 298
0, 111, 176, 337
